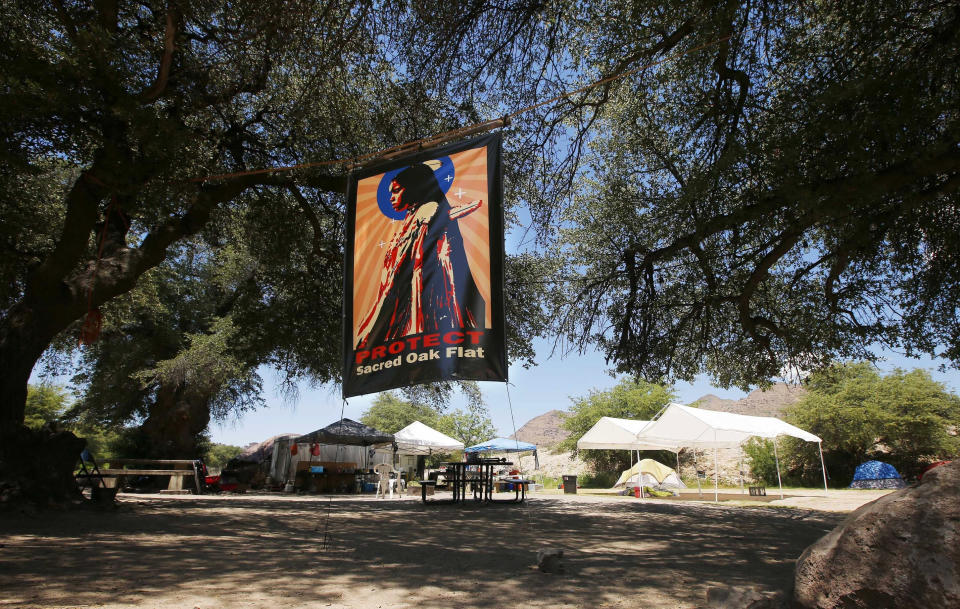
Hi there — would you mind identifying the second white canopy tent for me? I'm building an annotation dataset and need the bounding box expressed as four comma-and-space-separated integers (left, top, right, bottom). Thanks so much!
577, 403, 826, 501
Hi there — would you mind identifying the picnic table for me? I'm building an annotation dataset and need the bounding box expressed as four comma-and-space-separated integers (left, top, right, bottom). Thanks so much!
420, 458, 533, 504
93, 459, 205, 494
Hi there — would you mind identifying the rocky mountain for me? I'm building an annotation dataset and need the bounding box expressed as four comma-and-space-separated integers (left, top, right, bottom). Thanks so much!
509, 409, 570, 448
692, 383, 807, 418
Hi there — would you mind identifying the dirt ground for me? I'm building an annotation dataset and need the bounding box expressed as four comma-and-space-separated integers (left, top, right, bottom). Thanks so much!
0, 489, 889, 609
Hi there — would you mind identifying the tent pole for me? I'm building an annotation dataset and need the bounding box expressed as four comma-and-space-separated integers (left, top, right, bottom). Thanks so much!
713, 430, 719, 503
818, 441, 829, 498
713, 446, 719, 503
739, 447, 744, 495
694, 449, 702, 498
637, 450, 643, 498
774, 439, 784, 499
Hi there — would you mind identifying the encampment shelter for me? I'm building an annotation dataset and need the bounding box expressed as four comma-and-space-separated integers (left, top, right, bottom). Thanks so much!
465, 437, 539, 469
850, 460, 907, 489
577, 415, 686, 484
394, 421, 464, 455
269, 418, 394, 486
615, 458, 687, 490
636, 403, 826, 501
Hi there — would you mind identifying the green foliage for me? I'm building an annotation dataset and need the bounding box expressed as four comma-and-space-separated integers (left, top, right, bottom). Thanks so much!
24, 384, 70, 429
578, 471, 618, 489
436, 401, 497, 449
743, 439, 781, 486
205, 443, 244, 470
547, 1, 960, 389
360, 387, 496, 450
766, 363, 960, 485
25, 383, 123, 459
360, 392, 442, 433
557, 377, 675, 475
1, 0, 568, 432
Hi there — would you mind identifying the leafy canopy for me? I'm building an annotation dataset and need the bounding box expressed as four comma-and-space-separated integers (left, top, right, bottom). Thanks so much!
547, 1, 960, 389
557, 377, 675, 474
747, 363, 960, 485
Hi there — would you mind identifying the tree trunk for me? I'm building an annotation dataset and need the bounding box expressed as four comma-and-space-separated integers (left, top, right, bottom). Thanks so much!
0, 299, 87, 427
140, 383, 212, 459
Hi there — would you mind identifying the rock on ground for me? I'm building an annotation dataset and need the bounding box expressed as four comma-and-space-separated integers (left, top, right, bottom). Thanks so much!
794, 460, 960, 609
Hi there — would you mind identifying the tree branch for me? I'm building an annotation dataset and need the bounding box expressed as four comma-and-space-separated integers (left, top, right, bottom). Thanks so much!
139, 4, 180, 103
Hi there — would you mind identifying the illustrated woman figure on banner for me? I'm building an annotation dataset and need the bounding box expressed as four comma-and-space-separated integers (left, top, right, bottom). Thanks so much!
356, 162, 484, 349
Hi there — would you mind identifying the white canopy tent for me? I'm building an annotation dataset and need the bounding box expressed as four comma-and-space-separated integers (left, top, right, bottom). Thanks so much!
635, 403, 826, 501
577, 416, 685, 496
578, 417, 657, 450
393, 421, 464, 455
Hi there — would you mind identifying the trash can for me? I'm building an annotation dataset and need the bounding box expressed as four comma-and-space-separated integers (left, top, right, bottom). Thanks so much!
562, 475, 577, 494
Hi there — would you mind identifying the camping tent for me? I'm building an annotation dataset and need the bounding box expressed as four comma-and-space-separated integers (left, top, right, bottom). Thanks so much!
394, 421, 464, 455
614, 458, 687, 490
577, 415, 685, 492
465, 437, 539, 469
850, 460, 907, 489
636, 403, 826, 500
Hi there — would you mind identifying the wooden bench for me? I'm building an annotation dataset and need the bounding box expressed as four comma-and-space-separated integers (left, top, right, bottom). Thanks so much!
98, 459, 203, 494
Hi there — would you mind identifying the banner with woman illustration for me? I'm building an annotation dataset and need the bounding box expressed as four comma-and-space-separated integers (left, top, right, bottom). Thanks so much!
342, 133, 507, 397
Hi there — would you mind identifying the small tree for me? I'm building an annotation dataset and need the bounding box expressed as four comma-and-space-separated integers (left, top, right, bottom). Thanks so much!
24, 384, 70, 430
436, 401, 497, 449
360, 392, 442, 434
765, 363, 960, 485
557, 377, 675, 475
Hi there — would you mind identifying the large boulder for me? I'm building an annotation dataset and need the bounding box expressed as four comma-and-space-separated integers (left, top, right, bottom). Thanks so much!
0, 424, 86, 508
794, 460, 959, 608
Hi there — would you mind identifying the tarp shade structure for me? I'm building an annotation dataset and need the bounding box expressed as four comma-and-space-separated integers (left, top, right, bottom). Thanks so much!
636, 403, 821, 448
465, 437, 538, 469
394, 421, 464, 455
614, 459, 680, 487
295, 418, 394, 447
233, 433, 300, 464
464, 437, 536, 452
576, 417, 680, 451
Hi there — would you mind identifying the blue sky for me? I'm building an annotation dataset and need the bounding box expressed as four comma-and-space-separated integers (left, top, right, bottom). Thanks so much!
209, 339, 960, 447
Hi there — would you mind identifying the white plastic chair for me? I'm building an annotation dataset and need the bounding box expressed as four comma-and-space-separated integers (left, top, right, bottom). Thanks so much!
373, 463, 394, 499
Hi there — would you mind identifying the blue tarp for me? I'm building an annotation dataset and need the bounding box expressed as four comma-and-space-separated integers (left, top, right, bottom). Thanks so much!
852, 460, 901, 481
464, 437, 537, 453
849, 460, 907, 489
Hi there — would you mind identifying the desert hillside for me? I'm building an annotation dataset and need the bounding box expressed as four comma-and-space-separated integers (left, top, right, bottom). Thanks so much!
508, 409, 570, 448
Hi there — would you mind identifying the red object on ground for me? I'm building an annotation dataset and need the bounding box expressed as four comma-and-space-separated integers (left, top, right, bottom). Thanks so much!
204, 475, 221, 485
634, 486, 641, 498
920, 461, 951, 480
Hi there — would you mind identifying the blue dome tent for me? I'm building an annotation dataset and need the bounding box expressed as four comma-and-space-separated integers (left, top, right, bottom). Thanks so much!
850, 460, 907, 489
